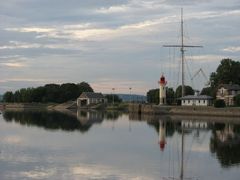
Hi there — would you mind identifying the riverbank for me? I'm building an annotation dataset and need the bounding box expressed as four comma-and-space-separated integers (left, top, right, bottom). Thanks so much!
129, 103, 240, 117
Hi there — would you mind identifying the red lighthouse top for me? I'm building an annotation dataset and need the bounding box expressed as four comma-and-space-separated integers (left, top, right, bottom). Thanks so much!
158, 75, 167, 85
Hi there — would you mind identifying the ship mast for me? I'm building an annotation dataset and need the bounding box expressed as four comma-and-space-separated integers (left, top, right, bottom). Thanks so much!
163, 8, 203, 97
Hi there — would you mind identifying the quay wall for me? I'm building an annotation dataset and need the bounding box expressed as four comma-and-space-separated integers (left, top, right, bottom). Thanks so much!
129, 103, 240, 117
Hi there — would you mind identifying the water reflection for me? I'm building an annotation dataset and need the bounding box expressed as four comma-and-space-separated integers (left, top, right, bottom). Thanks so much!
130, 113, 240, 179
2, 110, 122, 133
210, 123, 240, 168
1, 110, 240, 179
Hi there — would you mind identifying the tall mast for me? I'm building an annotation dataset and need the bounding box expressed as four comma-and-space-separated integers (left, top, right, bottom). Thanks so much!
181, 8, 185, 97
163, 8, 203, 98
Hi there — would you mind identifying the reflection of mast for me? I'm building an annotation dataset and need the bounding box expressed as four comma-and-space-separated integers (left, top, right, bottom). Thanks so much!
180, 127, 184, 180
159, 120, 166, 151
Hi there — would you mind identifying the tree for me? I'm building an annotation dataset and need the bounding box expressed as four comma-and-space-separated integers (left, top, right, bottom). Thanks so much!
214, 99, 226, 108
105, 94, 122, 103
2, 82, 94, 103
166, 87, 175, 105
200, 87, 216, 97
77, 82, 94, 94
234, 94, 240, 107
146, 89, 159, 104
210, 59, 240, 88
175, 85, 194, 99
3, 91, 14, 102
60, 83, 79, 102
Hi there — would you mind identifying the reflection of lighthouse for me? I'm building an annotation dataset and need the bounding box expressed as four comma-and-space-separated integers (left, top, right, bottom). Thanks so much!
159, 120, 166, 151
158, 74, 167, 105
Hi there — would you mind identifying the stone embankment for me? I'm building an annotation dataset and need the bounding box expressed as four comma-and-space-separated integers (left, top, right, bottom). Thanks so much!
129, 103, 240, 117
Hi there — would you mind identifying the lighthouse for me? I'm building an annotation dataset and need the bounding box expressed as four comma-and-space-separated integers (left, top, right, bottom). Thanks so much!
158, 74, 167, 105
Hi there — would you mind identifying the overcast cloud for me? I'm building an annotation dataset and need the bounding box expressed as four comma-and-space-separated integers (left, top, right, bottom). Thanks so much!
0, 0, 239, 94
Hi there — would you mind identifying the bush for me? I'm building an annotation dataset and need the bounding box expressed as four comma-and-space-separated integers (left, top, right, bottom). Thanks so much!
214, 99, 226, 108
234, 94, 240, 107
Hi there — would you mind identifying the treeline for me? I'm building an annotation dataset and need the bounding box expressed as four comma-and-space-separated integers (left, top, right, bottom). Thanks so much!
147, 86, 194, 105
3, 82, 93, 103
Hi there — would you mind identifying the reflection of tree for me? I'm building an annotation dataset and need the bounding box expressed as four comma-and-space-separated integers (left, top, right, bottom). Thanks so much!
210, 123, 240, 168
147, 120, 176, 137
104, 111, 121, 121
3, 110, 97, 133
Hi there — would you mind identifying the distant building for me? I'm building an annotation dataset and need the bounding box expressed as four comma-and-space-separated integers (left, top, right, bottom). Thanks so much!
77, 92, 106, 108
216, 84, 240, 106
179, 95, 213, 106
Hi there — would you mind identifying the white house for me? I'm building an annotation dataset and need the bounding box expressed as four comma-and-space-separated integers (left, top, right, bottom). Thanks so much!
179, 95, 213, 106
77, 92, 106, 108
216, 84, 240, 106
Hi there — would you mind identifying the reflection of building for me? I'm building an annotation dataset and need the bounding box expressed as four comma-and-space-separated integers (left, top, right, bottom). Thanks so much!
159, 120, 166, 151
216, 84, 240, 106
77, 92, 106, 108
216, 124, 235, 144
179, 95, 213, 106
77, 110, 104, 125
181, 121, 208, 129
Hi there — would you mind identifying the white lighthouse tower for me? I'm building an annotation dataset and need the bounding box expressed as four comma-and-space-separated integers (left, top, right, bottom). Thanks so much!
158, 74, 167, 105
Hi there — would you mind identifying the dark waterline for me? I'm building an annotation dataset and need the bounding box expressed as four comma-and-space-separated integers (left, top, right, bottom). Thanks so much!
0, 110, 240, 180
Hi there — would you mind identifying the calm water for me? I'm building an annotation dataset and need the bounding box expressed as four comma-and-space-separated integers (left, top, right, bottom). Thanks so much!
0, 110, 240, 180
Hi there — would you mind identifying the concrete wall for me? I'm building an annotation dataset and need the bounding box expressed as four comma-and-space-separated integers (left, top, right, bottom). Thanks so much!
182, 99, 211, 106
129, 103, 240, 117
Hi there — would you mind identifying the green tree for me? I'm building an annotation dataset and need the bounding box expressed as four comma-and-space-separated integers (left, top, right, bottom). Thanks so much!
3, 91, 14, 102
60, 83, 79, 102
210, 59, 240, 88
166, 87, 175, 105
234, 94, 240, 107
105, 94, 122, 103
200, 87, 215, 97
175, 85, 194, 99
214, 99, 226, 108
146, 89, 159, 104
77, 82, 94, 94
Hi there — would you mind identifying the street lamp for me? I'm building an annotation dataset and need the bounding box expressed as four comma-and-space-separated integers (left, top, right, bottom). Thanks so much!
112, 88, 115, 105
129, 87, 132, 103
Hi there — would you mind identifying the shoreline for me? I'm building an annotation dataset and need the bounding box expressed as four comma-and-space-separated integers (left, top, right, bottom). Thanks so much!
1, 102, 240, 118
128, 103, 240, 118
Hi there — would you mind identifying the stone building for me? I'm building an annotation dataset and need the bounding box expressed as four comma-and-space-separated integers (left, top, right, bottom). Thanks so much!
216, 84, 240, 106
77, 92, 106, 108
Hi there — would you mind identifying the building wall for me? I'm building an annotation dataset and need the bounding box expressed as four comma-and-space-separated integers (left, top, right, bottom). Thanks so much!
216, 87, 240, 106
182, 99, 210, 106
77, 97, 106, 107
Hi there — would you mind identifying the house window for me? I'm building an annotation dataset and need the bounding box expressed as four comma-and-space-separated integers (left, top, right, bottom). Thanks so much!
183, 100, 185, 103
203, 100, 205, 103
188, 100, 190, 104
199, 100, 200, 103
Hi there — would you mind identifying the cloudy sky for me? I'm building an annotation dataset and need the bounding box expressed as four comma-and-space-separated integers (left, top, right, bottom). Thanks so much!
0, 0, 239, 94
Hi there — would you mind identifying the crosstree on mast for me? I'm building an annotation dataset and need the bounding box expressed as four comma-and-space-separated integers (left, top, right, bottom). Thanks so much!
163, 8, 203, 97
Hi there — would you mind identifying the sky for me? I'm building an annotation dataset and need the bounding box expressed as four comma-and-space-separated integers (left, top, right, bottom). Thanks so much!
0, 0, 239, 95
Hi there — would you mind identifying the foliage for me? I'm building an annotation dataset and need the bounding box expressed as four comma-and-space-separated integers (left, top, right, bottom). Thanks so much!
146, 89, 159, 104
210, 58, 240, 88
105, 94, 122, 103
3, 82, 93, 103
146, 88, 175, 105
214, 99, 226, 108
166, 87, 175, 105
3, 91, 14, 102
234, 94, 240, 107
175, 85, 194, 98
